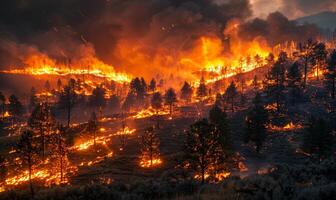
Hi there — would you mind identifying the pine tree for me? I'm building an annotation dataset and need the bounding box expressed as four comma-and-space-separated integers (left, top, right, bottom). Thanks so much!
122, 92, 136, 112
29, 87, 38, 112
140, 127, 160, 167
264, 58, 286, 113
185, 119, 229, 183
8, 95, 24, 120
197, 77, 207, 100
50, 124, 69, 184
151, 92, 163, 129
89, 86, 106, 111
324, 50, 336, 99
224, 81, 238, 113
149, 78, 156, 93
312, 42, 327, 80
17, 129, 39, 198
209, 105, 231, 152
164, 88, 177, 117
28, 103, 55, 160
180, 81, 193, 103
299, 39, 316, 88
58, 80, 77, 127
245, 93, 269, 153
287, 62, 302, 105
303, 117, 333, 158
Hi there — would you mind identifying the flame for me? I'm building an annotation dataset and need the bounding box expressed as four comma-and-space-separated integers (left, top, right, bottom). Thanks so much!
133, 107, 170, 119
3, 111, 10, 118
268, 122, 303, 131
139, 158, 162, 168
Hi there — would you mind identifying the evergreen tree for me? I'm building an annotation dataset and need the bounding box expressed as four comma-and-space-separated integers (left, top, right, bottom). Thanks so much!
140, 127, 160, 167
224, 81, 238, 113
303, 117, 333, 158
164, 88, 177, 116
197, 77, 207, 100
180, 81, 193, 103
58, 80, 77, 127
8, 95, 24, 120
28, 103, 55, 160
287, 62, 302, 105
245, 93, 269, 153
130, 77, 146, 104
264, 59, 286, 113
29, 87, 38, 112
185, 119, 229, 183
17, 129, 39, 198
324, 50, 336, 99
122, 92, 136, 112
151, 92, 163, 129
209, 105, 231, 152
50, 124, 69, 183
149, 78, 156, 93
89, 86, 106, 111
87, 112, 98, 148
299, 39, 316, 88
312, 42, 327, 80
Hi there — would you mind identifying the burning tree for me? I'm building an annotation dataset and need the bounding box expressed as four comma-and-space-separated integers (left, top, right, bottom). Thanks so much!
224, 81, 239, 113
298, 39, 316, 88
28, 103, 55, 160
130, 77, 147, 108
139, 127, 161, 168
324, 50, 336, 99
151, 92, 163, 129
185, 119, 230, 183
58, 79, 77, 127
180, 81, 193, 103
312, 42, 327, 80
164, 88, 177, 117
50, 124, 69, 184
17, 129, 39, 198
302, 117, 333, 159
87, 112, 98, 148
244, 93, 269, 153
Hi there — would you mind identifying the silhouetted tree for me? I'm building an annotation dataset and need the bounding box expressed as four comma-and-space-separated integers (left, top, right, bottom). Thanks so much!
130, 77, 146, 104
325, 50, 336, 99
140, 127, 160, 167
151, 92, 163, 129
185, 119, 229, 183
57, 79, 62, 92
197, 77, 207, 100
214, 93, 224, 108
299, 39, 316, 88
287, 62, 302, 105
17, 129, 39, 198
8, 95, 24, 120
29, 87, 38, 112
245, 93, 269, 153
44, 80, 51, 93
28, 103, 54, 160
89, 86, 106, 111
264, 59, 286, 113
164, 88, 177, 117
312, 42, 327, 80
303, 117, 333, 158
224, 81, 238, 113
209, 105, 231, 151
50, 124, 68, 183
180, 81, 193, 103
149, 78, 156, 93
58, 80, 77, 127
87, 112, 98, 148
122, 92, 136, 112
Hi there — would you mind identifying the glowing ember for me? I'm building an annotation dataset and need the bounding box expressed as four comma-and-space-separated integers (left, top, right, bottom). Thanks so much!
3, 111, 10, 118
133, 107, 170, 119
139, 158, 162, 168
268, 122, 303, 131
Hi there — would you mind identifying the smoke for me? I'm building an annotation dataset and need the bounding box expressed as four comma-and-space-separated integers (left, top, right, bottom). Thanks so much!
0, 0, 323, 81
238, 12, 320, 46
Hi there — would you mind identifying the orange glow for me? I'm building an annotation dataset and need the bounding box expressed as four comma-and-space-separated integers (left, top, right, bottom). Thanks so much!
139, 158, 162, 168
3, 111, 10, 118
133, 107, 170, 119
268, 122, 303, 131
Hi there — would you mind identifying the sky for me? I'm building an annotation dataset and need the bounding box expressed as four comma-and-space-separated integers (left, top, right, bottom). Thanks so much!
215, 0, 336, 19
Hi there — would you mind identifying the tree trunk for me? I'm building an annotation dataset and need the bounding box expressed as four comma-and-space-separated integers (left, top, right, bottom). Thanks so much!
156, 110, 160, 129
67, 104, 71, 127
28, 157, 34, 199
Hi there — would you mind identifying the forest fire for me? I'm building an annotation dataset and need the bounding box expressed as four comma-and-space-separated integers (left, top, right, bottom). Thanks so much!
139, 158, 162, 168
268, 122, 303, 132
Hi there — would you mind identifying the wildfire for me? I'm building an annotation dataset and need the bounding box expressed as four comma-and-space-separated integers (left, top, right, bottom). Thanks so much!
133, 107, 170, 119
139, 158, 162, 168
194, 171, 231, 181
268, 122, 303, 131
115, 127, 136, 136
3, 111, 10, 118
